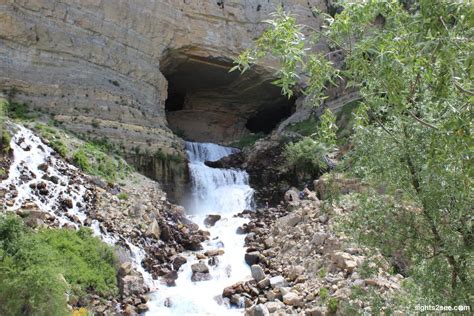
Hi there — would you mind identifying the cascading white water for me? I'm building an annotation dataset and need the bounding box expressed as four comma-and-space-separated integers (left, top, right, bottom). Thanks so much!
147, 142, 254, 315
0, 124, 157, 292
2, 126, 254, 315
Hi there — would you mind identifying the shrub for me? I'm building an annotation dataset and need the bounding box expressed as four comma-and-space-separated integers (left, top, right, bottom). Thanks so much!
284, 137, 328, 174
0, 215, 118, 315
72, 143, 131, 182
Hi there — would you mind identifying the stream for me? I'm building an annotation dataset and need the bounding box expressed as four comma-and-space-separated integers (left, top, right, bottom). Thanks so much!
147, 142, 255, 315
1, 126, 255, 315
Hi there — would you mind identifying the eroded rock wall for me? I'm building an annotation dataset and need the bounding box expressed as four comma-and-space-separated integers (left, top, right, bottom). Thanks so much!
0, 0, 326, 148
0, 0, 326, 192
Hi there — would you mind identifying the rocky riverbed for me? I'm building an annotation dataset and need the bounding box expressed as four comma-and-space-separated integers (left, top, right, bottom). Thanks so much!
224, 185, 404, 315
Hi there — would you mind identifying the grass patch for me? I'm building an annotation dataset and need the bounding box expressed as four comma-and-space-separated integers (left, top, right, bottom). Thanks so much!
35, 123, 68, 157
230, 132, 265, 149
72, 143, 132, 182
154, 149, 184, 163
117, 193, 128, 200
319, 287, 329, 300
0, 215, 118, 315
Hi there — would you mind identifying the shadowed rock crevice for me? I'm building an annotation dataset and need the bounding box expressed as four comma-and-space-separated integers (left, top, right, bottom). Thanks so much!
161, 50, 296, 143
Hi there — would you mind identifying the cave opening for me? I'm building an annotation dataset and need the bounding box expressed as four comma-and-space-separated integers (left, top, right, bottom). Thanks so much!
161, 50, 296, 144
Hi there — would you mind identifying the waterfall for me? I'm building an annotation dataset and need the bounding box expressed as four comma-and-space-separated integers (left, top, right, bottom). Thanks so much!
147, 142, 254, 315
2, 126, 254, 315
185, 142, 254, 215
0, 124, 157, 293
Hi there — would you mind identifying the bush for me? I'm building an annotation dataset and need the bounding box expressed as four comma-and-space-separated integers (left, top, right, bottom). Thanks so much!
0, 215, 118, 315
284, 137, 328, 174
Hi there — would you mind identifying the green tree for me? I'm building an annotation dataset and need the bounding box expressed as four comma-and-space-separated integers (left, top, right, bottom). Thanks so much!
233, 0, 473, 307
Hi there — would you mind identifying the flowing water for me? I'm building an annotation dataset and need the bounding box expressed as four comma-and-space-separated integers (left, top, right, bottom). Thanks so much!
1, 125, 254, 315
147, 142, 254, 315
0, 124, 157, 292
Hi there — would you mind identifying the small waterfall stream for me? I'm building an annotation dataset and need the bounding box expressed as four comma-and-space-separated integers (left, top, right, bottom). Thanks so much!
2, 126, 254, 315
147, 142, 254, 315
0, 124, 157, 295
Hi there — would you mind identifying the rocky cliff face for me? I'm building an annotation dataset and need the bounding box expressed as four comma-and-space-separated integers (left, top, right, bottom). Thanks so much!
0, 0, 327, 193
0, 0, 326, 148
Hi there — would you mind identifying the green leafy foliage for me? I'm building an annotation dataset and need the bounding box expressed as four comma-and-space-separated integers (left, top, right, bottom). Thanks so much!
284, 137, 329, 175
235, 0, 473, 308
0, 216, 117, 315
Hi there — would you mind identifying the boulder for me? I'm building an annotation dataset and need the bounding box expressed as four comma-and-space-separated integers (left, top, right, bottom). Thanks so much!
284, 189, 300, 203
331, 251, 358, 272
191, 262, 209, 274
120, 275, 146, 297
146, 219, 161, 239
250, 264, 266, 282
269, 275, 287, 289
265, 300, 285, 313
282, 292, 302, 306
172, 255, 187, 270
205, 249, 224, 257
245, 252, 260, 266
191, 261, 211, 282
204, 214, 221, 227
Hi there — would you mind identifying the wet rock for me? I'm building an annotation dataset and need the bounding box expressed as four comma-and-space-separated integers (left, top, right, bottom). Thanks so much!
245, 251, 260, 266
61, 198, 74, 209
191, 261, 209, 274
37, 163, 49, 172
191, 261, 211, 282
251, 265, 266, 282
205, 249, 224, 257
183, 235, 204, 251
204, 214, 221, 227
191, 272, 212, 282
208, 256, 219, 266
172, 255, 187, 270
136, 304, 149, 313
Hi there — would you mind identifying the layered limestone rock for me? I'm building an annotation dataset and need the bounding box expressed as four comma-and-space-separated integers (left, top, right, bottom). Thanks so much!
0, 0, 326, 146
0, 0, 327, 193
